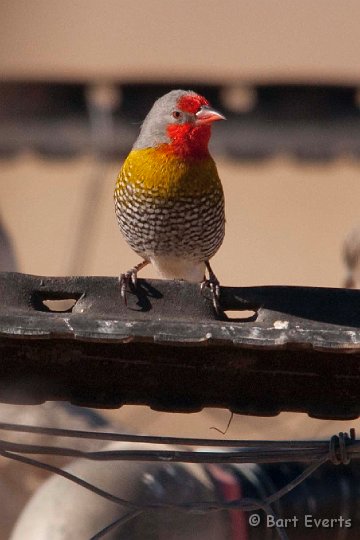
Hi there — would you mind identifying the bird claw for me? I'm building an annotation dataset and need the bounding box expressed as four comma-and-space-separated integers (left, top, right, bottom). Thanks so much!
119, 260, 149, 306
119, 269, 138, 305
130, 271, 138, 288
201, 261, 222, 314
201, 277, 221, 314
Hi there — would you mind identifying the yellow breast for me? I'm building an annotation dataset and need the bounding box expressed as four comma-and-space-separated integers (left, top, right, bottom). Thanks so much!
116, 146, 223, 199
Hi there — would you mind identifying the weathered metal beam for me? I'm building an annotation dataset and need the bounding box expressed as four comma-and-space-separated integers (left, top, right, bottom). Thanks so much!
0, 272, 359, 419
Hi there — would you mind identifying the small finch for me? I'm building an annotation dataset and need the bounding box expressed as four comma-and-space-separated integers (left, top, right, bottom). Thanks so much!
114, 89, 225, 310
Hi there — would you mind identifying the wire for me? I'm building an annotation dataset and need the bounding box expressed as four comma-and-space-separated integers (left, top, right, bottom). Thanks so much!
2, 424, 356, 540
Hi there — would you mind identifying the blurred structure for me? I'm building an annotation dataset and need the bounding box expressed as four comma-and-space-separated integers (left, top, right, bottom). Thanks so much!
10, 444, 227, 540
10, 445, 360, 539
2, 1, 360, 161
0, 403, 110, 540
343, 224, 360, 288
0, 218, 17, 272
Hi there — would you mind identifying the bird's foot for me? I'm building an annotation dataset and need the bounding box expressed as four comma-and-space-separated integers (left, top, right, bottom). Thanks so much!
118, 260, 149, 305
119, 269, 137, 305
201, 261, 221, 314
201, 278, 221, 313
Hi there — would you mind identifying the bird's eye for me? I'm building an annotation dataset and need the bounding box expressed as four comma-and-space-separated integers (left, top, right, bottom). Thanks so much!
172, 111, 182, 120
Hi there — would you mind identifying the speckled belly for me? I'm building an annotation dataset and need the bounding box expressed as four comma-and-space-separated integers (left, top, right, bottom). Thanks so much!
115, 186, 225, 262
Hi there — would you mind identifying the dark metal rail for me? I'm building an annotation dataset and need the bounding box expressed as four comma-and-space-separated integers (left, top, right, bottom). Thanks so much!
0, 272, 359, 418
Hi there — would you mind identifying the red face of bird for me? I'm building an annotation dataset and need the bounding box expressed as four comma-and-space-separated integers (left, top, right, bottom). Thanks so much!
133, 90, 225, 158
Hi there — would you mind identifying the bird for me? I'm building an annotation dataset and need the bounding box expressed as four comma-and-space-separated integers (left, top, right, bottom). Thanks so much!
114, 89, 225, 311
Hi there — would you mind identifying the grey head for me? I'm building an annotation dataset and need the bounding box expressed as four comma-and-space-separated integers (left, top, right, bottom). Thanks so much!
133, 89, 198, 150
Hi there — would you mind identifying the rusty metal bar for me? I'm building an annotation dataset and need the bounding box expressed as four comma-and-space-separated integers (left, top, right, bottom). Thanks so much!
0, 272, 360, 418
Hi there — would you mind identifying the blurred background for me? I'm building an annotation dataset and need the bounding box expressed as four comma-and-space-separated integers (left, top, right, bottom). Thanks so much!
2, 1, 360, 537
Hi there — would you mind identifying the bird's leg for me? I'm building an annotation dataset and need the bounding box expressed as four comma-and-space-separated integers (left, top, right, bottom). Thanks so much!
201, 261, 221, 314
119, 260, 149, 304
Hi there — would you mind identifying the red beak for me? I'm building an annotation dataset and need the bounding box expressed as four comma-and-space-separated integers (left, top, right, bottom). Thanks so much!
195, 105, 226, 125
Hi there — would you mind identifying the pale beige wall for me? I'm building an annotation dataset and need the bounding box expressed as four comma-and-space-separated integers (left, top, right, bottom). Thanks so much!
1, 0, 360, 84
